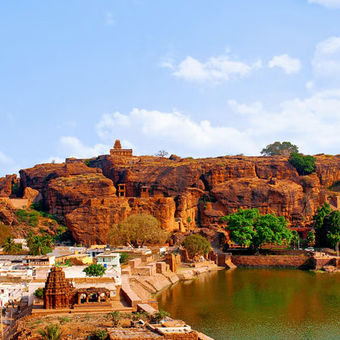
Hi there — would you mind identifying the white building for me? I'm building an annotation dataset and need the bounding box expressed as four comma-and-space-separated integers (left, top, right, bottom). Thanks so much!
96, 252, 121, 269
96, 252, 121, 285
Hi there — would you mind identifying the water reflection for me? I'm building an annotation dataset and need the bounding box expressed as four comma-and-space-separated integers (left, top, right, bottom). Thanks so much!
157, 269, 340, 340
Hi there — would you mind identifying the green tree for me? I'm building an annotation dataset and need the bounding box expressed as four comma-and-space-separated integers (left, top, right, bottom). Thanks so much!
34, 287, 44, 299
314, 203, 332, 229
324, 211, 340, 255
2, 237, 22, 254
38, 324, 62, 340
261, 141, 298, 156
220, 209, 259, 248
182, 234, 211, 258
220, 209, 292, 252
306, 230, 316, 246
253, 214, 291, 250
155, 150, 169, 157
313, 203, 335, 247
28, 235, 53, 255
83, 263, 106, 277
289, 152, 316, 175
290, 230, 299, 249
108, 214, 168, 247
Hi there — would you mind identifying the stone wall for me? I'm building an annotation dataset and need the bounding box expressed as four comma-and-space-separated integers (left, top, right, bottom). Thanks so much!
312, 257, 338, 270
231, 255, 312, 269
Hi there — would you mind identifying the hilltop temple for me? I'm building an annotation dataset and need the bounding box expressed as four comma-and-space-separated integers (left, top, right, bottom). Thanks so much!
110, 139, 133, 157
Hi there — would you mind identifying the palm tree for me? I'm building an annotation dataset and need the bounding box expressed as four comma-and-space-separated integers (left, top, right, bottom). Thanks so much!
38, 324, 62, 340
29, 236, 52, 255
2, 237, 21, 254
26, 231, 34, 249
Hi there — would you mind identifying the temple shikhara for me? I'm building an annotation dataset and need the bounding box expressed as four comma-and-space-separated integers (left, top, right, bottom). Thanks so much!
42, 266, 120, 310
110, 139, 133, 157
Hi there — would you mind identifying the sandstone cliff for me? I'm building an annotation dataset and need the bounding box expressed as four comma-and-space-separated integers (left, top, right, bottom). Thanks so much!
1, 147, 339, 245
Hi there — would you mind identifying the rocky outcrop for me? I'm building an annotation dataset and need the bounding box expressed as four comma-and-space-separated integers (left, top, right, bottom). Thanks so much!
19, 162, 101, 196
0, 174, 19, 197
65, 197, 176, 245
0, 198, 17, 225
46, 173, 116, 218
13, 149, 340, 245
22, 187, 40, 206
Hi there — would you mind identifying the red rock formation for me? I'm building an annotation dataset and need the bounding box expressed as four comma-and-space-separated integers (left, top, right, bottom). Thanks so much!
0, 198, 17, 225
65, 196, 176, 245
14, 151, 340, 245
19, 162, 101, 195
0, 174, 19, 197
46, 173, 116, 217
22, 187, 40, 207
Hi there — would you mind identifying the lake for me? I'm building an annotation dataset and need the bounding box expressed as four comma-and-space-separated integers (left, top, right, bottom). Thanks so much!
157, 268, 340, 340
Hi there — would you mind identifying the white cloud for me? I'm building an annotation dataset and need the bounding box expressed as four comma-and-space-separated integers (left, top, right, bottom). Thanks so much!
43, 86, 340, 165
268, 54, 301, 74
96, 108, 257, 155
105, 11, 115, 26
96, 112, 131, 139
164, 54, 262, 83
305, 81, 314, 90
58, 137, 110, 159
42, 156, 65, 164
228, 100, 263, 115
95, 90, 340, 157
0, 151, 13, 164
312, 36, 340, 76
228, 90, 340, 154
308, 0, 340, 8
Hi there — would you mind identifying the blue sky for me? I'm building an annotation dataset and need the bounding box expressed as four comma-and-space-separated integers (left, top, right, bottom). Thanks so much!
1, 0, 340, 176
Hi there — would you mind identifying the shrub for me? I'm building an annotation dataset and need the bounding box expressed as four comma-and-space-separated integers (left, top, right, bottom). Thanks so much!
38, 324, 62, 340
152, 310, 170, 323
90, 330, 108, 340
289, 152, 316, 175
15, 209, 28, 222
34, 287, 44, 299
58, 316, 71, 324
83, 263, 106, 277
131, 311, 150, 321
0, 223, 13, 245
108, 311, 121, 326
182, 234, 211, 258
119, 252, 129, 264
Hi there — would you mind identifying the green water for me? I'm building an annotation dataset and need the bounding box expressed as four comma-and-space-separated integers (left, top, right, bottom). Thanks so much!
157, 269, 340, 340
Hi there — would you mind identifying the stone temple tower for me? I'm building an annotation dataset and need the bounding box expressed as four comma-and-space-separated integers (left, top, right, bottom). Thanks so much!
110, 139, 133, 157
43, 267, 73, 309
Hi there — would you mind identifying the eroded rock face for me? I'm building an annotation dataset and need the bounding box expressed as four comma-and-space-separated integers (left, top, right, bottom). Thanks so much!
22, 187, 40, 207
211, 178, 307, 223
15, 153, 340, 245
0, 198, 17, 225
0, 174, 19, 197
19, 162, 101, 196
65, 197, 176, 245
46, 173, 116, 218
